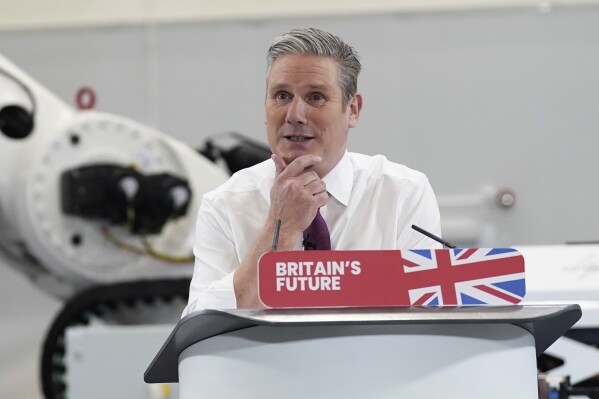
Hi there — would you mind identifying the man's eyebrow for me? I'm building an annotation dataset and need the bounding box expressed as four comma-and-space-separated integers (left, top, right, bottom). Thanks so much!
306, 84, 329, 92
268, 83, 330, 92
268, 83, 289, 92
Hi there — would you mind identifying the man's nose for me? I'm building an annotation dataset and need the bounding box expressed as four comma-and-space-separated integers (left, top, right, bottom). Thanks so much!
286, 97, 307, 124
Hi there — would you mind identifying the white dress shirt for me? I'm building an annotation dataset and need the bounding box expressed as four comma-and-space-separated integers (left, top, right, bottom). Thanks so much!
183, 152, 441, 315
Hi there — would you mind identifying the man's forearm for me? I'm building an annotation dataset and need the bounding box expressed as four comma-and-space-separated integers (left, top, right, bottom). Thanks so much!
233, 221, 301, 308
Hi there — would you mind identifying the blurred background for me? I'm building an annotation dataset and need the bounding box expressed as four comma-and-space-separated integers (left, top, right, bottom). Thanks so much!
1, 1, 599, 398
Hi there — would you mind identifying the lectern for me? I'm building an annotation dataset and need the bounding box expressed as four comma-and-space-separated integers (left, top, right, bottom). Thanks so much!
145, 305, 580, 399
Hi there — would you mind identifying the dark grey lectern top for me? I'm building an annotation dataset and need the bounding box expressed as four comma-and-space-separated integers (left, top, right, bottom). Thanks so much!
144, 304, 581, 383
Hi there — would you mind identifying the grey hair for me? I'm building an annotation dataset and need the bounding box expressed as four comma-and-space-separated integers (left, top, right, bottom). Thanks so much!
266, 28, 361, 108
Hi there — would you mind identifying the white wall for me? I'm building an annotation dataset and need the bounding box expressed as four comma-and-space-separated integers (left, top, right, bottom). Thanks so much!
0, 264, 60, 398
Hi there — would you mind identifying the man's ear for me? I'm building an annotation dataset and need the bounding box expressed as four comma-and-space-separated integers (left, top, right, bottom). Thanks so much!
348, 93, 363, 128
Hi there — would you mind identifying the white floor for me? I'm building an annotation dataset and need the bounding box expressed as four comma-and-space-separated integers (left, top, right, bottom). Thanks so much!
0, 262, 61, 399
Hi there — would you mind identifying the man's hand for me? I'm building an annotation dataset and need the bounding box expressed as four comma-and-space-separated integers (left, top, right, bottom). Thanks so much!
233, 153, 328, 309
269, 154, 328, 235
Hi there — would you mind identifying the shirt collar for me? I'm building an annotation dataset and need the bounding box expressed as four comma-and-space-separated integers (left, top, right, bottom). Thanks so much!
322, 151, 352, 206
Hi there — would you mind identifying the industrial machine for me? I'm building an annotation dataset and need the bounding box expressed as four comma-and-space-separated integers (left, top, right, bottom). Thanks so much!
0, 52, 234, 399
2, 52, 599, 399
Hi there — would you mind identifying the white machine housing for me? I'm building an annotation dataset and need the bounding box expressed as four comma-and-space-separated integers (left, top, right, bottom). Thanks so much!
0, 52, 229, 298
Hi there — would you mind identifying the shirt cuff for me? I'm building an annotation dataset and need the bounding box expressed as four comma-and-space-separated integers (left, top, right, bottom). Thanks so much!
182, 272, 237, 317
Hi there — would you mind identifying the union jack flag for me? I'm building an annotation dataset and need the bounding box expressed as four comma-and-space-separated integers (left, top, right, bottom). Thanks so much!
400, 248, 525, 306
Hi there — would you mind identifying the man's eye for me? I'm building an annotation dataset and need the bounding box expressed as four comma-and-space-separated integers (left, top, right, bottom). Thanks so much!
309, 93, 325, 102
275, 92, 291, 101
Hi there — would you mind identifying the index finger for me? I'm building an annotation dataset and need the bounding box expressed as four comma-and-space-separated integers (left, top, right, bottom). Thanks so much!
272, 154, 288, 176
279, 155, 322, 177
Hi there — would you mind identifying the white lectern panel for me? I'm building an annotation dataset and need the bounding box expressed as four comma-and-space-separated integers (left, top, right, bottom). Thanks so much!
179, 323, 536, 399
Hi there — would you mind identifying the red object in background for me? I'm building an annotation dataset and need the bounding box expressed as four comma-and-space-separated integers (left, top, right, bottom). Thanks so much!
75, 86, 96, 110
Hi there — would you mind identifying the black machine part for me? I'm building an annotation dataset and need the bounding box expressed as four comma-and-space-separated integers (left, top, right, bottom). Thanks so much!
61, 164, 192, 234
40, 279, 190, 399
0, 104, 34, 139
199, 131, 271, 174
0, 67, 36, 139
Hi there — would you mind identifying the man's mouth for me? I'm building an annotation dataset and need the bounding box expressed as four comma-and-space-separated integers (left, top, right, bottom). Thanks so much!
285, 136, 314, 142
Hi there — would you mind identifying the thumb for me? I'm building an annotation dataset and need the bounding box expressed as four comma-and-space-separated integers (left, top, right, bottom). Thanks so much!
272, 154, 287, 175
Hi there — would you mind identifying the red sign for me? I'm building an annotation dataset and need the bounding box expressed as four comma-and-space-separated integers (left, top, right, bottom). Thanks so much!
257, 249, 525, 308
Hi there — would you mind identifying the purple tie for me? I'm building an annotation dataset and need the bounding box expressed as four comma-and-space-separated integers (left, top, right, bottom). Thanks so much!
303, 209, 331, 250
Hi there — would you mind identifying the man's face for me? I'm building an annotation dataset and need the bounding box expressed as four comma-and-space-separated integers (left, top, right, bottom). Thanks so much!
265, 54, 362, 178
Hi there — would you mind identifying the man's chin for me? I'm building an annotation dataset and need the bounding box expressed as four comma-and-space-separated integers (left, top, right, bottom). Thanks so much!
281, 155, 297, 165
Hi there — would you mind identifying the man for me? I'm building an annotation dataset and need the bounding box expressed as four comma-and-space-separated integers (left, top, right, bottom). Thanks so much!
183, 28, 441, 314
